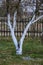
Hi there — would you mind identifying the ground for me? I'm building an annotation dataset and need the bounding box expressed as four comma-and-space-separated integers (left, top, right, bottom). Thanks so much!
0, 37, 43, 65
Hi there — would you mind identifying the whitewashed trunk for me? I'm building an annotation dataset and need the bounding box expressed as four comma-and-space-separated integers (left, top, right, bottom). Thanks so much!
7, 13, 43, 55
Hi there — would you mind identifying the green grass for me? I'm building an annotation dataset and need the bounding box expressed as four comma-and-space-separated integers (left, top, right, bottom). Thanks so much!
0, 37, 43, 65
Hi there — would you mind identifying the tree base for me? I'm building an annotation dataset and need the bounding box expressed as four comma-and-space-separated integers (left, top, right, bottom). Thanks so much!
16, 49, 22, 55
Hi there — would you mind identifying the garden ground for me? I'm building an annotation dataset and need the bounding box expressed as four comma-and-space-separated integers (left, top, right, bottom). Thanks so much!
0, 37, 43, 65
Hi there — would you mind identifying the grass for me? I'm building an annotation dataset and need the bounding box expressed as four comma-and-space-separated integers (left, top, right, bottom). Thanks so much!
0, 37, 43, 65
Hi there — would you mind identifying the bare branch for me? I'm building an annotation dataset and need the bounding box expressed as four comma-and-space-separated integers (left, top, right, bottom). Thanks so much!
19, 15, 35, 47
7, 14, 18, 50
32, 15, 43, 24
19, 15, 43, 48
13, 11, 17, 31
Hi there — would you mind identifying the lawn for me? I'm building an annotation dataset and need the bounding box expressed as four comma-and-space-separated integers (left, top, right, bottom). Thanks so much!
0, 37, 43, 65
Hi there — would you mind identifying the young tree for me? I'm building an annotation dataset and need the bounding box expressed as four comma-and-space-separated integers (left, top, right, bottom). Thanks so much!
6, 0, 43, 55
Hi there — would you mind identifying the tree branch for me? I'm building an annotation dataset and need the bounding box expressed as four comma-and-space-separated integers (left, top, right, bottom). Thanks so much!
19, 15, 35, 47
13, 11, 17, 31
32, 15, 43, 24
7, 14, 18, 50
19, 15, 43, 48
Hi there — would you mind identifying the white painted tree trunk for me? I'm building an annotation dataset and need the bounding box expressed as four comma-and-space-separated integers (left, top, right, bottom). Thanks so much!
7, 11, 43, 55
